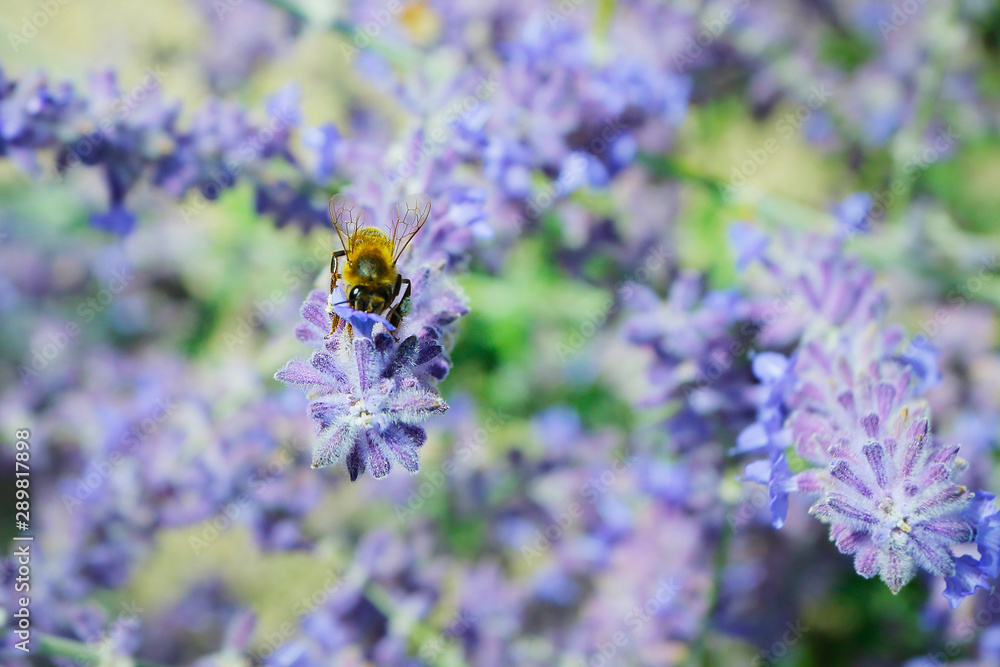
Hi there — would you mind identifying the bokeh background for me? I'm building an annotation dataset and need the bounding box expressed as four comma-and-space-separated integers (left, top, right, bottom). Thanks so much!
1, 0, 1000, 665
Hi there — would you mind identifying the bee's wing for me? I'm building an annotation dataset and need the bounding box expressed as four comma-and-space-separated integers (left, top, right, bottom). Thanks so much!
328, 194, 372, 254
386, 193, 431, 264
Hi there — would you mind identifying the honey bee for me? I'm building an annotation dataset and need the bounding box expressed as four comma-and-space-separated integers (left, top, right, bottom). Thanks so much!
326, 193, 431, 338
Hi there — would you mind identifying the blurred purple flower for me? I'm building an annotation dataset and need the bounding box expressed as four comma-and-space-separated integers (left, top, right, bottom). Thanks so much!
833, 192, 874, 236
0, 64, 339, 232
623, 273, 756, 451
90, 205, 137, 235
733, 223, 885, 347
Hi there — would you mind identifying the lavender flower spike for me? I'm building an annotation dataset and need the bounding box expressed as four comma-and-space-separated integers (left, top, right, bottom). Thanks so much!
276, 316, 447, 480
810, 401, 977, 594
790, 334, 999, 602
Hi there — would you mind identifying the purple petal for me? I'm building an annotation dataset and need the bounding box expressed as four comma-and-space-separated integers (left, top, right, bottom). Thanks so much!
310, 350, 349, 386
860, 413, 880, 439
373, 423, 426, 474
334, 306, 395, 339
900, 420, 928, 477
275, 358, 327, 388
915, 520, 974, 546
312, 420, 358, 469
827, 495, 877, 524
345, 445, 365, 481
830, 460, 873, 499
302, 300, 330, 333
965, 491, 1000, 578
308, 397, 352, 431
734, 423, 768, 454
384, 385, 448, 421
880, 546, 913, 593
91, 206, 137, 235
751, 352, 788, 383
382, 335, 419, 379
295, 322, 322, 344
833, 527, 868, 554
854, 542, 879, 578
875, 383, 896, 422
912, 540, 956, 578
366, 435, 391, 479
863, 441, 889, 489
943, 555, 993, 609
729, 222, 770, 270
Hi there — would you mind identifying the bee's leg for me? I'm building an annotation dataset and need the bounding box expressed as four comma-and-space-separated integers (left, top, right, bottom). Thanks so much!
386, 278, 412, 335
326, 250, 347, 339
329, 250, 346, 300
326, 314, 341, 339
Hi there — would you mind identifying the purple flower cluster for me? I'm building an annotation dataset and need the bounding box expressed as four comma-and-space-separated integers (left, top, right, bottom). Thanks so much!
622, 272, 757, 452
734, 226, 1000, 606
0, 63, 335, 232
276, 304, 449, 479
3, 0, 999, 664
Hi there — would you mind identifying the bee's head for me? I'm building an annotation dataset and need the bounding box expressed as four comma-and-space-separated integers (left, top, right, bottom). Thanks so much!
349, 285, 388, 314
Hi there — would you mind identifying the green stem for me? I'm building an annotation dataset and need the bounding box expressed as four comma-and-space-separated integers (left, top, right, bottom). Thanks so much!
259, 0, 418, 71
364, 582, 469, 667
885, 10, 952, 225
686, 518, 734, 667
637, 152, 834, 229
636, 152, 728, 200
37, 633, 170, 667
593, 0, 617, 43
